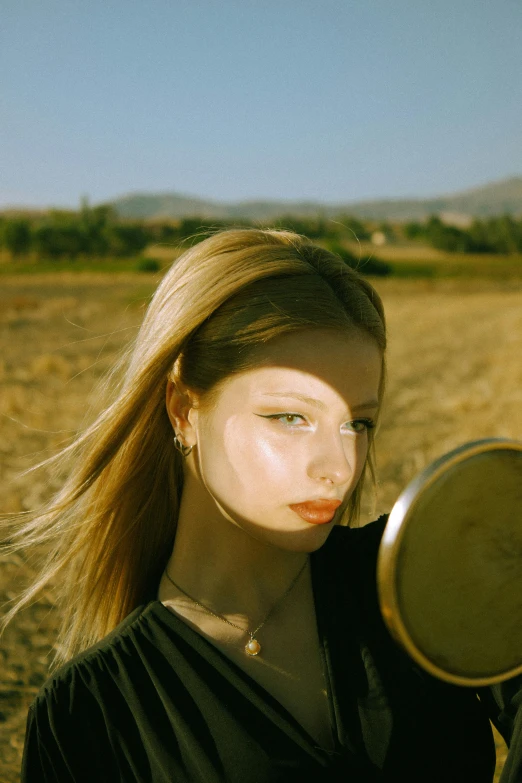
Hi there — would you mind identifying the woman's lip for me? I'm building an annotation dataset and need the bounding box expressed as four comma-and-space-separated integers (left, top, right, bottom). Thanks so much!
289, 500, 342, 525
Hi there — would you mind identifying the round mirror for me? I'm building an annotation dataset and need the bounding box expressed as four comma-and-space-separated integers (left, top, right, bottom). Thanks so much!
377, 438, 522, 686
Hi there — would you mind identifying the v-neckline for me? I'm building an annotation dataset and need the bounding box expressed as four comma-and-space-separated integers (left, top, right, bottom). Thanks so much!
154, 540, 343, 761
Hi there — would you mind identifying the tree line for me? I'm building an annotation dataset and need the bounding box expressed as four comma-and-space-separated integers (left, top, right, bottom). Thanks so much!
0, 204, 150, 259
0, 206, 391, 274
1, 204, 521, 266
404, 215, 522, 254
0, 207, 374, 258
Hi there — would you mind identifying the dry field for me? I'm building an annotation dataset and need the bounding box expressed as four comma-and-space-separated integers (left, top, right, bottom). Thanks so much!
1, 273, 521, 781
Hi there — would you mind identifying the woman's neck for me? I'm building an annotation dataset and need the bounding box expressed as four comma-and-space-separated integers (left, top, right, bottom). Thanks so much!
160, 474, 309, 627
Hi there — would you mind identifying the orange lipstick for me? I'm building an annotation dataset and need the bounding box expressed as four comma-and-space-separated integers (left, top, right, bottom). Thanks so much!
289, 499, 342, 525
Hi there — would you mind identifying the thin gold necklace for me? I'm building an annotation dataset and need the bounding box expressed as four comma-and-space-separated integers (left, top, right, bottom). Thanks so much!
164, 559, 308, 656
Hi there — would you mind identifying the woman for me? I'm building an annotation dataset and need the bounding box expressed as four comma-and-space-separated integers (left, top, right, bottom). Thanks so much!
4, 229, 520, 781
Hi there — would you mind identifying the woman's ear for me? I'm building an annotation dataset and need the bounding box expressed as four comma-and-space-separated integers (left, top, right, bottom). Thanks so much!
166, 377, 198, 448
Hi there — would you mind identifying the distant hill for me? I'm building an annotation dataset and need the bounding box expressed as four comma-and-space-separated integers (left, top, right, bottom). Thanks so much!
109, 176, 522, 222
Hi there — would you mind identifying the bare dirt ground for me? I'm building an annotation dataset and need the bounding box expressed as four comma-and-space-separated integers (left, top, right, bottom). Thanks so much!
1, 273, 521, 781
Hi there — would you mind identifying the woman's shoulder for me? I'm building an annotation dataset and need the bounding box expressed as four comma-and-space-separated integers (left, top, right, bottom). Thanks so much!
23, 601, 198, 780
33, 601, 165, 707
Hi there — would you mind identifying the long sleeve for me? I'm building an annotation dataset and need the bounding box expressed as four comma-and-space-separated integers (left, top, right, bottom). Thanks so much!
22, 703, 75, 783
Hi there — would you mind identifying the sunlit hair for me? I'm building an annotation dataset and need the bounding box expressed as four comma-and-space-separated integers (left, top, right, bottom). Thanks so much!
2, 228, 386, 663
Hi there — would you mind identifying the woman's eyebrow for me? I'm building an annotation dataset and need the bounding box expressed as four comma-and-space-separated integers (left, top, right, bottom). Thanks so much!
261, 392, 379, 412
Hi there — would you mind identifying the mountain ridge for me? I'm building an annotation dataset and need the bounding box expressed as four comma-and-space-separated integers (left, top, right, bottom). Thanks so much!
109, 176, 522, 222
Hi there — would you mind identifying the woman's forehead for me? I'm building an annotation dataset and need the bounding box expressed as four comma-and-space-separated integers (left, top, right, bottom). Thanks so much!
217, 331, 382, 405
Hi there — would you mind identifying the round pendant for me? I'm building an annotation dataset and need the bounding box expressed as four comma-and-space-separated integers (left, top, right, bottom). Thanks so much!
245, 638, 261, 656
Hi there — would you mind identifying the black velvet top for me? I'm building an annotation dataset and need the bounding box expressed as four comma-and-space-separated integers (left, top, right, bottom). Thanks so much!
21, 517, 522, 782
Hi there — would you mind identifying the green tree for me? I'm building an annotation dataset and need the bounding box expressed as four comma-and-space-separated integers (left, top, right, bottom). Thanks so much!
488, 216, 522, 253
4, 218, 32, 256
330, 215, 370, 242
404, 221, 425, 240
425, 216, 471, 252
107, 222, 150, 256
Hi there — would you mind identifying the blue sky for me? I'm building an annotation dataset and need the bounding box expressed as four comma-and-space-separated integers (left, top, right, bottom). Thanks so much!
2, 0, 522, 208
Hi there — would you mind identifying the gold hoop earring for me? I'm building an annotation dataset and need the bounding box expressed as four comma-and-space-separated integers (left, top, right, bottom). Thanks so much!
173, 434, 193, 457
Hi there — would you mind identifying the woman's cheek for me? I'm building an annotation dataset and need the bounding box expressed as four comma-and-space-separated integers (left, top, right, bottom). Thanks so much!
238, 429, 300, 487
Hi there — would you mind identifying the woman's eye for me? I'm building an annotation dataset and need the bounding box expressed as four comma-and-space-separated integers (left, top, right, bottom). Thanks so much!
259, 414, 375, 432
346, 418, 375, 434
269, 413, 306, 426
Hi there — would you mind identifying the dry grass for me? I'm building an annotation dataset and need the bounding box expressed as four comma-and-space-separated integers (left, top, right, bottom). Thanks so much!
1, 273, 520, 780
369, 278, 522, 518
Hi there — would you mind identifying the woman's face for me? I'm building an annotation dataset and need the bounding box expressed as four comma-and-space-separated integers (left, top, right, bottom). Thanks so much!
176, 328, 382, 551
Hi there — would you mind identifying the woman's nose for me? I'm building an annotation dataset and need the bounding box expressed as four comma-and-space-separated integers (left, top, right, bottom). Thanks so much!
307, 434, 356, 485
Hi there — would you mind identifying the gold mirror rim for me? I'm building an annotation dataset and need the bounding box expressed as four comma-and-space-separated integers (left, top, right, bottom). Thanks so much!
377, 437, 522, 687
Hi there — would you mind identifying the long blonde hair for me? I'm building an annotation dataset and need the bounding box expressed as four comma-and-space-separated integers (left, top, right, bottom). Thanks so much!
2, 228, 386, 663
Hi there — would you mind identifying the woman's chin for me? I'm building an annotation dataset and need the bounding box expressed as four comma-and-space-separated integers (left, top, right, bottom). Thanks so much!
238, 519, 335, 553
